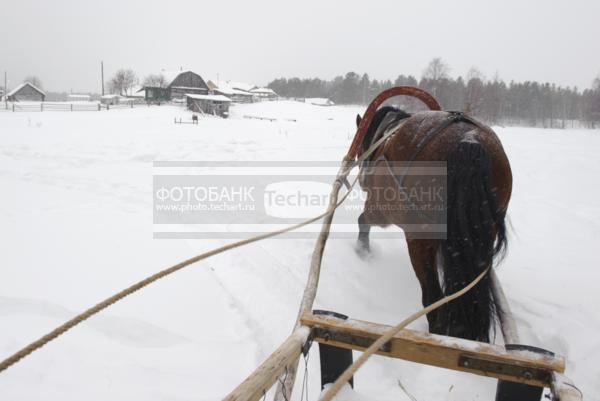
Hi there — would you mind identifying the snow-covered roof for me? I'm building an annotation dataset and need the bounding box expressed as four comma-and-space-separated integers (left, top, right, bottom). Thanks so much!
126, 89, 145, 98
214, 85, 254, 97
186, 94, 232, 102
7, 82, 46, 97
101, 94, 123, 99
218, 87, 253, 96
171, 86, 208, 91
68, 94, 90, 99
250, 87, 277, 95
129, 84, 144, 95
208, 79, 256, 97
227, 81, 257, 92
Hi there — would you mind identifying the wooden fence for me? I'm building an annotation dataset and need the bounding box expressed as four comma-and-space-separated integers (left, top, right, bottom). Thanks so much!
0, 101, 148, 112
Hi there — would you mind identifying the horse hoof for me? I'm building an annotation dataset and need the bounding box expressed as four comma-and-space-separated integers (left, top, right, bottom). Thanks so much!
354, 242, 371, 259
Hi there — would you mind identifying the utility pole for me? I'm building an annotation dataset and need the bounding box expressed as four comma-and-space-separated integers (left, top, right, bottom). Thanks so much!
4, 71, 7, 108
101, 61, 105, 96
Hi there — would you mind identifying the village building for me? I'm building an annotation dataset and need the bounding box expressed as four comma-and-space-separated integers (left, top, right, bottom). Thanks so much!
123, 85, 146, 103
126, 85, 145, 98
207, 80, 254, 103
186, 94, 231, 118
143, 87, 169, 103
100, 94, 124, 105
250, 87, 278, 100
6, 82, 46, 102
211, 80, 278, 101
143, 70, 209, 102
227, 81, 257, 93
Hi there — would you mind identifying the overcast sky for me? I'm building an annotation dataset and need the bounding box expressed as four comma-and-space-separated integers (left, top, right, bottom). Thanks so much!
1, 0, 598, 93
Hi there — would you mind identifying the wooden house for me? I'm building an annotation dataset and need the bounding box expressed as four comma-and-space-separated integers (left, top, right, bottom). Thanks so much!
6, 82, 46, 102
250, 87, 278, 100
228, 81, 256, 93
144, 70, 209, 102
100, 94, 124, 105
143, 87, 169, 102
207, 80, 254, 103
126, 85, 145, 99
186, 94, 231, 118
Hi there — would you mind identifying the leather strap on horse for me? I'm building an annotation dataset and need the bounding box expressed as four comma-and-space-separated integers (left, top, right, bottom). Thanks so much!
381, 111, 481, 223
346, 86, 442, 160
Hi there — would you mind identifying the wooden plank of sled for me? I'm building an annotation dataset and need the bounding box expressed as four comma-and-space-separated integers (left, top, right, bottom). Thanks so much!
300, 312, 565, 388
222, 326, 310, 401
274, 158, 355, 401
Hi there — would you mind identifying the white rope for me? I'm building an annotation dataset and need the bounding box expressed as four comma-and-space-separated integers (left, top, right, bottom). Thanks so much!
319, 267, 491, 401
0, 121, 402, 375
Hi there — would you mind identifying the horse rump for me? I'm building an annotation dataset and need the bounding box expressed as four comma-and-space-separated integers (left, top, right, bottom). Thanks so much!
436, 140, 507, 343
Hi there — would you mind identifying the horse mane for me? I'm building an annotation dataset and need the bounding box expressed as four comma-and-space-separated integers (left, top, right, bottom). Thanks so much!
361, 106, 411, 154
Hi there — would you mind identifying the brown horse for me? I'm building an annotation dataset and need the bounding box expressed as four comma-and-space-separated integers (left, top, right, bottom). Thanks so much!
355, 101, 512, 343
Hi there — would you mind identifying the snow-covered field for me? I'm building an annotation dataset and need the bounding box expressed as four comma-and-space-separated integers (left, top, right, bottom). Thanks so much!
0, 101, 599, 400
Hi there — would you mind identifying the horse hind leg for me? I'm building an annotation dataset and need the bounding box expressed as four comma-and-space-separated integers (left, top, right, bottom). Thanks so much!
406, 239, 445, 334
355, 212, 372, 256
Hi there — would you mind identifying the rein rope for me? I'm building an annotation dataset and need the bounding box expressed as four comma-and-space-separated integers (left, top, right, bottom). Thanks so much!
319, 267, 491, 401
0, 119, 402, 375
2, 87, 468, 401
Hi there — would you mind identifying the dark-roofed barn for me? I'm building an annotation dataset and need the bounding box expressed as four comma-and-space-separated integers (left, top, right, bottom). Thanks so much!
144, 71, 209, 102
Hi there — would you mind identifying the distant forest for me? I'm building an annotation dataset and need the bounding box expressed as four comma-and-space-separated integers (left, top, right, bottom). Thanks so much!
268, 58, 600, 128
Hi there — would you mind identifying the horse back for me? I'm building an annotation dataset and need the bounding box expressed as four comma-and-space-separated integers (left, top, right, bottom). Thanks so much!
380, 111, 512, 212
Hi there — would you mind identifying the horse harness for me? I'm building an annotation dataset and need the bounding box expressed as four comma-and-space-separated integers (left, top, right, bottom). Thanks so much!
360, 111, 490, 224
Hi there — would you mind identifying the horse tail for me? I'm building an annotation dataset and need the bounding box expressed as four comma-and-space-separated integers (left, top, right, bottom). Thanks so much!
437, 139, 507, 343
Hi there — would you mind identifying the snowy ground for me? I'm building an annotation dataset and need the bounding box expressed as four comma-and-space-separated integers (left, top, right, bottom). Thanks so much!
0, 101, 599, 400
